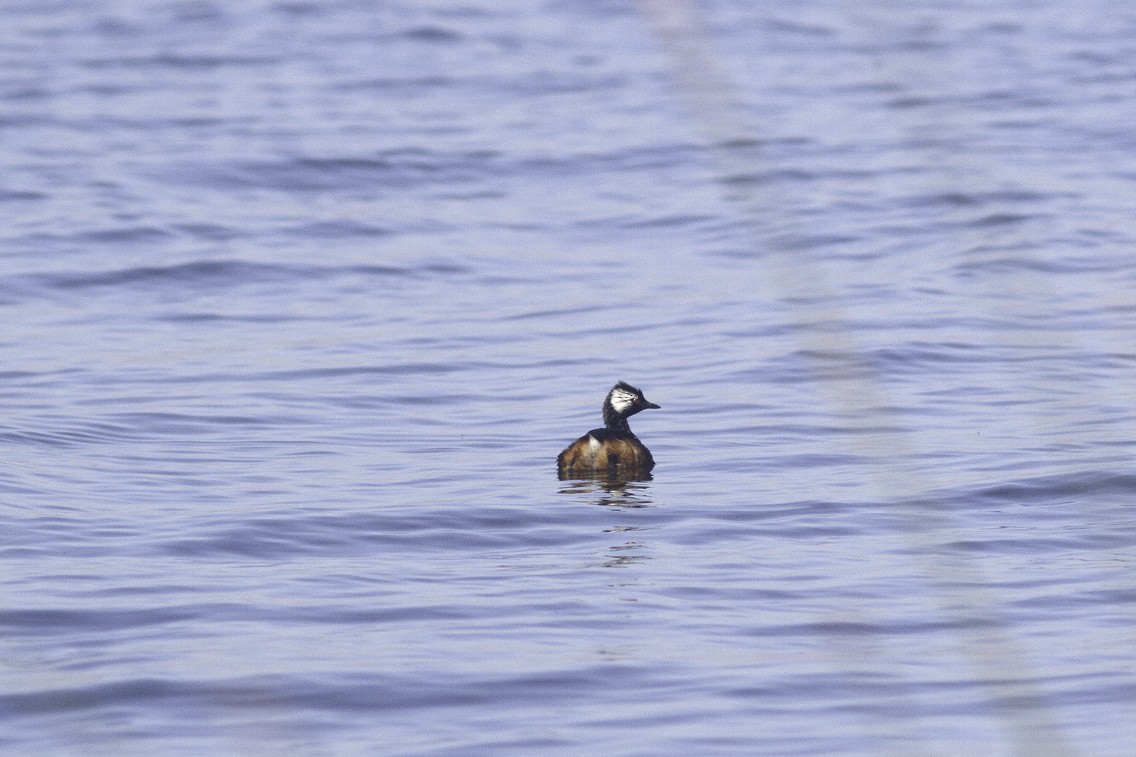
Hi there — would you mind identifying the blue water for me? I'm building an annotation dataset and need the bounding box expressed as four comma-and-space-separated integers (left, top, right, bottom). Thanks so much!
3, 1, 1135, 754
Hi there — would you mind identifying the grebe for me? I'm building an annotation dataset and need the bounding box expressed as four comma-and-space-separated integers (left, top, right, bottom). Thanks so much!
557, 381, 660, 478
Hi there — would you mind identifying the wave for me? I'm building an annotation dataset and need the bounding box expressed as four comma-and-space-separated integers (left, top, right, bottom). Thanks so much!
3, 259, 466, 300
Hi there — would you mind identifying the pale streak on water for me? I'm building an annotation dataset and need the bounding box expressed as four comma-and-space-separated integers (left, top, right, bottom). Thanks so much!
2, 1, 1136, 755
637, 2, 1077, 754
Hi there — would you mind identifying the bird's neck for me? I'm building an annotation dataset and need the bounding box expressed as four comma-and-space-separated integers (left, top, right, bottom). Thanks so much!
603, 406, 631, 434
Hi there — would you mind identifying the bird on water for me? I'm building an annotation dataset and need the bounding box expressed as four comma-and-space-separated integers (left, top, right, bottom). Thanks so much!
557, 381, 661, 479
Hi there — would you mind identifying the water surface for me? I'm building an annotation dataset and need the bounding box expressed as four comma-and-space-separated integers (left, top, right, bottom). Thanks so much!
2, 1, 1136, 754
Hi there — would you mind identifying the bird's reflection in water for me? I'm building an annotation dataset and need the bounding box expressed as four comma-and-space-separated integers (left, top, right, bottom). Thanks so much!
558, 476, 655, 567
594, 538, 647, 568
557, 475, 654, 509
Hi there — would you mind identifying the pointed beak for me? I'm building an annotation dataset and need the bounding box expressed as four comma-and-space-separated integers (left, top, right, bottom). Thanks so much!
643, 400, 661, 410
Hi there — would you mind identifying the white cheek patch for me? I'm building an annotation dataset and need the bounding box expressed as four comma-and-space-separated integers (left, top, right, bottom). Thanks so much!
609, 388, 636, 413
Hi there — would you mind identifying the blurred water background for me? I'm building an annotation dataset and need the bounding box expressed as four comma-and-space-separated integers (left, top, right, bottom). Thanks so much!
2, 0, 1135, 754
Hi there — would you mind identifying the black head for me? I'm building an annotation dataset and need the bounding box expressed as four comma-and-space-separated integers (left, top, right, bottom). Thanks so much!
602, 381, 660, 427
